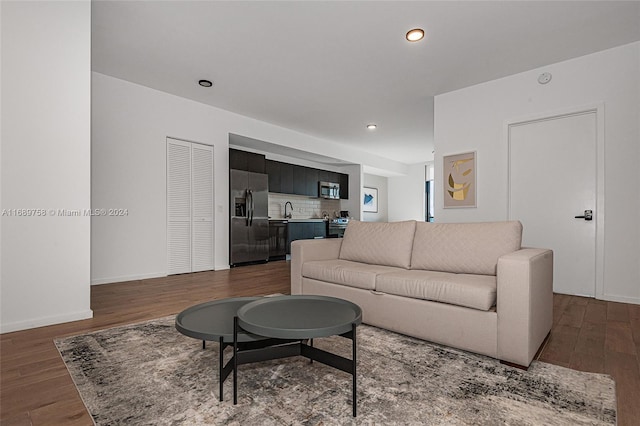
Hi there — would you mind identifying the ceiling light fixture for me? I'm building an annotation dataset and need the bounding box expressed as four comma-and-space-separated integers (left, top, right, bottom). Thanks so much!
406, 28, 425, 42
198, 79, 213, 88
366, 124, 377, 130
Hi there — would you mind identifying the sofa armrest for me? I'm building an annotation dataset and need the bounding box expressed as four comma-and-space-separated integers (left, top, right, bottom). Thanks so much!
291, 239, 343, 294
497, 248, 553, 366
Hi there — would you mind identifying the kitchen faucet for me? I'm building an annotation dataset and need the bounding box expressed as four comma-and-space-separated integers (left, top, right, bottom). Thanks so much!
284, 201, 293, 219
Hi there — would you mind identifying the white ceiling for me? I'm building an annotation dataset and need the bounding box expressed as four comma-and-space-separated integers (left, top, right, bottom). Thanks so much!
92, 1, 640, 166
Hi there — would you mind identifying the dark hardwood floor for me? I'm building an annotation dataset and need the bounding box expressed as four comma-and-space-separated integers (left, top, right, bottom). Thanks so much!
1, 261, 638, 425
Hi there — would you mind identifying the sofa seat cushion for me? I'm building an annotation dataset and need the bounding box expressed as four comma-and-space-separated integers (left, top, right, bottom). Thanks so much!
302, 259, 402, 290
411, 221, 523, 275
375, 270, 497, 311
339, 220, 416, 269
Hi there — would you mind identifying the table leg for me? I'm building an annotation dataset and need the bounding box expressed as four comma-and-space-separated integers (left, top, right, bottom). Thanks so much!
219, 336, 224, 401
203, 340, 206, 350
233, 316, 238, 405
352, 323, 357, 417
310, 338, 313, 364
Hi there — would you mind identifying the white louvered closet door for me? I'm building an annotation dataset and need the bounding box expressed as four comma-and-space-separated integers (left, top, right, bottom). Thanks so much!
167, 139, 192, 274
167, 138, 214, 275
191, 144, 214, 272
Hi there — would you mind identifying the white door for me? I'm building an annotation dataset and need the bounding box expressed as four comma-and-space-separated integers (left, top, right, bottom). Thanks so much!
167, 138, 214, 274
167, 139, 192, 275
191, 144, 214, 272
509, 111, 598, 297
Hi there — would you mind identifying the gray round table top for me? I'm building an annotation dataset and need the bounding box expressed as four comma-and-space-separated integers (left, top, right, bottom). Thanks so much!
236, 295, 363, 340
175, 297, 267, 343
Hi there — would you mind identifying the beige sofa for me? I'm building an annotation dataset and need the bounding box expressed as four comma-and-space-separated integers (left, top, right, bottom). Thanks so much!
291, 220, 553, 367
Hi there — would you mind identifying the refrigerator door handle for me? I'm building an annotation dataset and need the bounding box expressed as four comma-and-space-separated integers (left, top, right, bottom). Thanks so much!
248, 189, 254, 226
250, 190, 254, 226
245, 189, 250, 227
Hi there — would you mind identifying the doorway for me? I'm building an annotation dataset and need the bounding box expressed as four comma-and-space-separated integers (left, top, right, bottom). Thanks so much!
507, 106, 604, 297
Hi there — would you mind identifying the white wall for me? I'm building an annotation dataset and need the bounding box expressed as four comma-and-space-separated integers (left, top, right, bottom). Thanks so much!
1, 1, 92, 332
339, 164, 363, 220
362, 174, 388, 222
434, 42, 640, 304
388, 163, 427, 222
92, 73, 373, 283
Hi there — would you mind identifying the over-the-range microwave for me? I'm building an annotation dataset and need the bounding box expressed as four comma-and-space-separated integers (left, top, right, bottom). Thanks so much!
319, 181, 340, 199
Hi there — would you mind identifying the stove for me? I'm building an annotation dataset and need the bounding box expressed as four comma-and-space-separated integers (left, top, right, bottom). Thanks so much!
328, 218, 349, 238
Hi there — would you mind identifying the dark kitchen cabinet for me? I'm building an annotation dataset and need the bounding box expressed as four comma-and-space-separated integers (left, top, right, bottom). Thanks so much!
329, 172, 340, 185
313, 222, 326, 238
318, 170, 331, 184
292, 165, 307, 196
279, 162, 293, 194
264, 156, 350, 199
247, 153, 266, 174
286, 221, 327, 254
339, 173, 349, 199
230, 148, 266, 173
266, 160, 281, 193
267, 159, 293, 195
306, 168, 318, 197
268, 220, 288, 260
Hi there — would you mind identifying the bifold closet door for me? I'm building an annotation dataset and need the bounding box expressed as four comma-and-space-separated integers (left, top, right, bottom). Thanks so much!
167, 138, 214, 275
191, 143, 214, 272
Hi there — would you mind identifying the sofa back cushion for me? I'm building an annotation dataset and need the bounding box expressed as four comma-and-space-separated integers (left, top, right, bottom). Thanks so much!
410, 221, 522, 275
339, 220, 416, 269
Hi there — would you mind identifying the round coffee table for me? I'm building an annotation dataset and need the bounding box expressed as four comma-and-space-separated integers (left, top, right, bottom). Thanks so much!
234, 295, 362, 417
237, 294, 362, 339
175, 297, 265, 343
175, 297, 278, 402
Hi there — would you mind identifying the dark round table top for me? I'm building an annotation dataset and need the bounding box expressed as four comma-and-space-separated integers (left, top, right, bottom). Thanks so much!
236, 295, 362, 340
175, 297, 267, 343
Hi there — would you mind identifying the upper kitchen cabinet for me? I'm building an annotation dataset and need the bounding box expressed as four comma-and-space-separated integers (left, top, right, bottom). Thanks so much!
292, 164, 307, 196
266, 160, 294, 194
317, 169, 330, 184
229, 148, 266, 173
262, 154, 350, 199
339, 173, 349, 199
305, 167, 318, 197
279, 162, 294, 194
266, 160, 281, 193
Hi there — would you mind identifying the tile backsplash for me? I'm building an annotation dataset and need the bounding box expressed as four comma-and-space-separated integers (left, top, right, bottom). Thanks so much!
268, 193, 341, 219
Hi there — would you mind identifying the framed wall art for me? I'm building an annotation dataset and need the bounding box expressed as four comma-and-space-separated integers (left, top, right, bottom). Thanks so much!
443, 151, 476, 208
363, 187, 378, 213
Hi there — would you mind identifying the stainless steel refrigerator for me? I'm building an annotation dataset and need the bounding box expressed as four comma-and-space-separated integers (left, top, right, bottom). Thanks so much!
230, 169, 269, 265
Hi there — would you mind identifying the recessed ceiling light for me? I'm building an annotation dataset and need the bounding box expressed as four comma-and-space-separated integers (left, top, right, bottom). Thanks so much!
406, 28, 425, 42
198, 79, 213, 88
366, 124, 377, 130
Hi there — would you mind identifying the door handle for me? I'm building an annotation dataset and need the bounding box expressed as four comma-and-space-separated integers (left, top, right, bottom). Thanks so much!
574, 209, 593, 221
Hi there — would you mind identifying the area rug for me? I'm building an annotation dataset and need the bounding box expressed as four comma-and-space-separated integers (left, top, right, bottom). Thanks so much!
55, 317, 616, 425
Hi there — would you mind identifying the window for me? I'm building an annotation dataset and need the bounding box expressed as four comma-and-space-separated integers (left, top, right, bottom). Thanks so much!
425, 164, 434, 222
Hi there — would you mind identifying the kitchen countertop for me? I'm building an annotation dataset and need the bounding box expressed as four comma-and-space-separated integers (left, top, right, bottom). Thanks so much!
269, 218, 327, 223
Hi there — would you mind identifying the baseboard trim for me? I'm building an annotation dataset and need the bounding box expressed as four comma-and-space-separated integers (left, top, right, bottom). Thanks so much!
599, 294, 640, 305
92, 266, 232, 285
1, 309, 94, 334
91, 272, 167, 285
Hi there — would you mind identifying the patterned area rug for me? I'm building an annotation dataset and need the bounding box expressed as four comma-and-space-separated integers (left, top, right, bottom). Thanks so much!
55, 317, 616, 425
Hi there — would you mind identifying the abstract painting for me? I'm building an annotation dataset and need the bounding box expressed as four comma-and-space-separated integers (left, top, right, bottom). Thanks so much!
363, 187, 378, 213
443, 151, 476, 208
